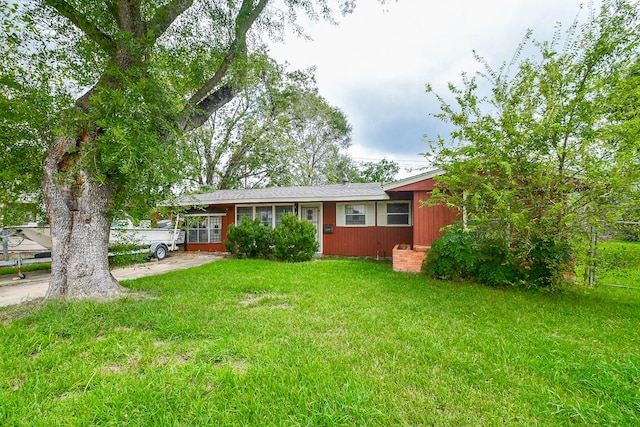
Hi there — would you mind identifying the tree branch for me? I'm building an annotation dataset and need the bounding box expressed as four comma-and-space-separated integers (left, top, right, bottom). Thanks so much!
148, 0, 194, 41
187, 0, 268, 106
178, 0, 268, 131
45, 0, 115, 55
180, 85, 239, 132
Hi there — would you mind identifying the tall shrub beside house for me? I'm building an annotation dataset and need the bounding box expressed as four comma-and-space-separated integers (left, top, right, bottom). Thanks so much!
225, 217, 274, 259
225, 214, 318, 262
424, 225, 576, 288
273, 214, 319, 262
425, 0, 640, 288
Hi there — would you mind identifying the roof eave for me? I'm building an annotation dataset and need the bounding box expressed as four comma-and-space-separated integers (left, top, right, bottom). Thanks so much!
382, 168, 445, 191
175, 193, 391, 207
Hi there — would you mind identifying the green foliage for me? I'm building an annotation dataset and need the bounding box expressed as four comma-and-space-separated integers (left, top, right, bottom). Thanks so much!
591, 241, 640, 288
225, 214, 319, 262
188, 58, 354, 190
475, 238, 521, 287
522, 238, 573, 289
425, 0, 640, 287
0, 262, 50, 276
598, 241, 640, 271
423, 225, 476, 280
272, 214, 319, 262
615, 222, 640, 242
1, 259, 640, 425
224, 217, 274, 259
107, 244, 149, 268
352, 158, 401, 183
424, 226, 574, 288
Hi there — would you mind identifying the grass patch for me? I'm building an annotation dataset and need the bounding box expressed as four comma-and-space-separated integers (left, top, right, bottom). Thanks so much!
0, 262, 51, 277
595, 241, 640, 288
1, 258, 639, 425
0, 249, 147, 277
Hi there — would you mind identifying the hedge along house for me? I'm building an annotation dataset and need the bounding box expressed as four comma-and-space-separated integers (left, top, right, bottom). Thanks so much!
175, 169, 458, 272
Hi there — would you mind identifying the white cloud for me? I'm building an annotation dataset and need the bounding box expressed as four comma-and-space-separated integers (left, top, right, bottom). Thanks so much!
267, 0, 593, 172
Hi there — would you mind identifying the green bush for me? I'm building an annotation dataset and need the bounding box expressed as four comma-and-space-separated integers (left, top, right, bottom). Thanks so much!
273, 214, 319, 262
224, 217, 274, 259
423, 225, 476, 280
475, 238, 522, 287
424, 225, 575, 289
109, 244, 149, 267
523, 238, 573, 288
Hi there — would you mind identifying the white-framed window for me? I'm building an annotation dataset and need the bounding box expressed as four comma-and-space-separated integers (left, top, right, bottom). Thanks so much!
236, 207, 253, 223
255, 206, 273, 226
235, 205, 294, 228
187, 215, 223, 243
275, 206, 293, 227
377, 201, 412, 226
346, 204, 366, 225
336, 202, 375, 227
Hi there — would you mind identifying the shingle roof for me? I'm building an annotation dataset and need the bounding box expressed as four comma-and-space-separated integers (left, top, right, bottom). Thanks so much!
176, 182, 388, 206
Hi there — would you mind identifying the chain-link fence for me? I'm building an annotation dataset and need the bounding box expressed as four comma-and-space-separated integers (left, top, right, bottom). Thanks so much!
600, 221, 640, 243
585, 221, 640, 288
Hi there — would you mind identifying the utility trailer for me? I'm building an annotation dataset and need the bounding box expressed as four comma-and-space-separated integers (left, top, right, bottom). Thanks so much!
1, 222, 185, 279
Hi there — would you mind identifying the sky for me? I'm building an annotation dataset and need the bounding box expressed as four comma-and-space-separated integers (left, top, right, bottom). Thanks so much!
267, 0, 592, 177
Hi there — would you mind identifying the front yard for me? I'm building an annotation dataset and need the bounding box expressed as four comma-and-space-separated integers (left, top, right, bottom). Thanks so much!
1, 258, 638, 425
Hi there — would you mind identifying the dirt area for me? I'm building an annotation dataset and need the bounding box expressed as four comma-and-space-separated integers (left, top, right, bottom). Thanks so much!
0, 252, 223, 308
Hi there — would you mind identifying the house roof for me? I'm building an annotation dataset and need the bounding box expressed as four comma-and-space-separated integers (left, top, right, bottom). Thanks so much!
176, 182, 389, 206
175, 169, 445, 207
382, 169, 445, 191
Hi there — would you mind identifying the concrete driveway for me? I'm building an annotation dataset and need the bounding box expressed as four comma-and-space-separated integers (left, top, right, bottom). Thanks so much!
0, 253, 222, 307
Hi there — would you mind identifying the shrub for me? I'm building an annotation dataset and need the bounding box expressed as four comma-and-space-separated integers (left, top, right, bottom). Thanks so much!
475, 238, 522, 287
224, 217, 273, 259
523, 238, 573, 288
424, 225, 575, 289
109, 244, 150, 267
273, 214, 319, 262
423, 225, 476, 279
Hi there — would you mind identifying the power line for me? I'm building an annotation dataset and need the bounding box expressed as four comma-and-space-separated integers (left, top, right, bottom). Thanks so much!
351, 157, 429, 163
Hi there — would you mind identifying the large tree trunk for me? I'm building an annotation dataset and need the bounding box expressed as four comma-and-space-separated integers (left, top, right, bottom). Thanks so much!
42, 135, 126, 299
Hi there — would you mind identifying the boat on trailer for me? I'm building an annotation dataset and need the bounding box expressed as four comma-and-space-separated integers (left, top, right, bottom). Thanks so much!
13, 221, 184, 261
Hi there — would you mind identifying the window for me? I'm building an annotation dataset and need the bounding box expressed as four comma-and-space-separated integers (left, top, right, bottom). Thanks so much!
255, 206, 273, 226
387, 203, 410, 225
187, 216, 222, 243
236, 205, 294, 228
336, 202, 375, 227
377, 201, 411, 226
236, 207, 253, 224
345, 204, 366, 225
275, 205, 294, 227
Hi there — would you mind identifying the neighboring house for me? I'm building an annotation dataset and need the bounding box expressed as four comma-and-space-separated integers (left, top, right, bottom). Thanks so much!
175, 169, 458, 271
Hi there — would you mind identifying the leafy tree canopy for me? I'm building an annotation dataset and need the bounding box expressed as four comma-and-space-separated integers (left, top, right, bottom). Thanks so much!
0, 0, 383, 298
426, 0, 640, 286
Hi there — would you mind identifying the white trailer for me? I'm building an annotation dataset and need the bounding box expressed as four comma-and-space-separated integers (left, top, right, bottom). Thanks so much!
14, 223, 184, 260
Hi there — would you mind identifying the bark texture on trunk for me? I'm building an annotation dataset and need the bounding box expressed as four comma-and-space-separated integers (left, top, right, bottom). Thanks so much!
43, 135, 126, 299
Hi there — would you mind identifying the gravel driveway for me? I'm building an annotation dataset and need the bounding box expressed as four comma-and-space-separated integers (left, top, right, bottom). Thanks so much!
0, 253, 222, 307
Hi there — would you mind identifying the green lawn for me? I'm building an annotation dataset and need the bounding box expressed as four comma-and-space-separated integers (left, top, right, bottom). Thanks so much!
1, 258, 639, 425
595, 241, 640, 288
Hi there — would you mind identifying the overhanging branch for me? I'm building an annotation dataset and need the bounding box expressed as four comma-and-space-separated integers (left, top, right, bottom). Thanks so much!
187, 0, 268, 106
180, 85, 239, 132
177, 0, 268, 132
148, 0, 194, 41
45, 0, 115, 55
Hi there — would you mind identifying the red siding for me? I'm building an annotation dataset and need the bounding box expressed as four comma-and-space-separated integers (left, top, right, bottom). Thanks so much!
183, 195, 457, 257
184, 206, 234, 252
322, 202, 413, 258
388, 178, 437, 192
412, 192, 458, 246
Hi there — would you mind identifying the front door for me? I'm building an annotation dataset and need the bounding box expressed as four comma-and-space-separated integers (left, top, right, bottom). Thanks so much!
300, 204, 322, 253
